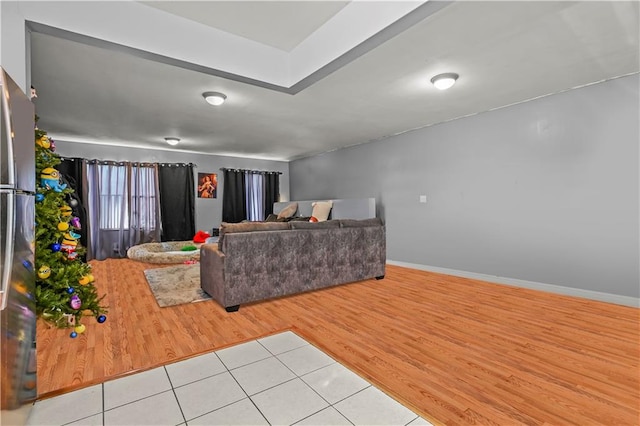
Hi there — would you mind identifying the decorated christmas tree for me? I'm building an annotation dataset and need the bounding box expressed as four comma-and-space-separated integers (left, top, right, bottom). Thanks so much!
34, 121, 107, 338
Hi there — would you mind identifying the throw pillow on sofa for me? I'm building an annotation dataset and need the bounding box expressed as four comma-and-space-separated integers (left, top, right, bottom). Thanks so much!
310, 201, 332, 222
277, 202, 298, 220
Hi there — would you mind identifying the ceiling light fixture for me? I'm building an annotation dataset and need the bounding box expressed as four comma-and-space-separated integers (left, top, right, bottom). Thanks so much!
165, 137, 180, 146
202, 91, 227, 106
430, 73, 459, 90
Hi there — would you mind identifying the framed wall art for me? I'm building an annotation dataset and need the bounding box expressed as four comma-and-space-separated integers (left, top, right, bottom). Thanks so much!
197, 172, 217, 198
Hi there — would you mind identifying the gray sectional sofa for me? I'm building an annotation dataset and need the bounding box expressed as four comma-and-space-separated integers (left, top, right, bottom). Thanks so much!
200, 218, 386, 311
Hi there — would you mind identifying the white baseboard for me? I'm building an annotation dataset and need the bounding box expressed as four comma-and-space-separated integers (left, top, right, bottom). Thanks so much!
386, 260, 639, 308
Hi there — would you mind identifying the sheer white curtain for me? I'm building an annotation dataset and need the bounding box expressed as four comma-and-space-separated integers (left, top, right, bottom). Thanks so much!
86, 162, 161, 259
245, 172, 264, 221
127, 164, 161, 247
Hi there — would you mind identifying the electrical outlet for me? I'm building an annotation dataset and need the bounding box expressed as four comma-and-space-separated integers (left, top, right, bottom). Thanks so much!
419, 195, 427, 203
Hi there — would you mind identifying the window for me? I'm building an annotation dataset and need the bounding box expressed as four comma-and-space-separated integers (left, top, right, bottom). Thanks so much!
130, 166, 157, 229
88, 163, 158, 230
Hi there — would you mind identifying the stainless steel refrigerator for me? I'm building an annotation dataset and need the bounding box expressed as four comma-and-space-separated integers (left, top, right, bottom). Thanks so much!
0, 68, 37, 425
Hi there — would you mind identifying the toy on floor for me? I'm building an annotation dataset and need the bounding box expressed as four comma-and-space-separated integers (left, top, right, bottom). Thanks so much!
192, 230, 211, 243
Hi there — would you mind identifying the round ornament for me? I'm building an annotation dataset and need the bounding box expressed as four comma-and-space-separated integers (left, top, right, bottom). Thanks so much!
57, 222, 69, 231
78, 275, 90, 285
37, 265, 51, 279
69, 198, 78, 207
71, 217, 81, 228
36, 136, 50, 149
50, 243, 61, 252
66, 287, 74, 294
35, 193, 44, 202
70, 331, 78, 338
87, 274, 95, 283
97, 315, 107, 324
70, 294, 81, 310
74, 324, 86, 334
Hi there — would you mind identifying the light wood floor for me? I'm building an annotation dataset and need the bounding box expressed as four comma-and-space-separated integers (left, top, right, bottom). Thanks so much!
37, 259, 639, 425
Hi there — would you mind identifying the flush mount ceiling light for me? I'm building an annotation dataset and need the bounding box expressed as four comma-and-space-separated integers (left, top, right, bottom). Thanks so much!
430, 73, 459, 90
202, 91, 227, 106
164, 137, 180, 146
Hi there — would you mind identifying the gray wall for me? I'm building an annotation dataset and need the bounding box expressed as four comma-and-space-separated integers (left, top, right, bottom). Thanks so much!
290, 75, 639, 298
54, 142, 290, 233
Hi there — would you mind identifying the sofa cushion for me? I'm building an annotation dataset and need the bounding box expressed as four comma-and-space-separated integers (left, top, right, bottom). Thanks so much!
339, 218, 383, 228
290, 220, 340, 230
277, 202, 298, 219
311, 201, 333, 222
219, 221, 291, 250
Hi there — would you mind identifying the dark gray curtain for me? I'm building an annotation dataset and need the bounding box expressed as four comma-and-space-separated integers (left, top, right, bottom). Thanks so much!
158, 163, 195, 241
263, 172, 279, 218
222, 169, 246, 223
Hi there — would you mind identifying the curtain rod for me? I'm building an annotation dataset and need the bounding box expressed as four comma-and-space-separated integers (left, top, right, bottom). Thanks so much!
61, 157, 196, 168
220, 167, 282, 175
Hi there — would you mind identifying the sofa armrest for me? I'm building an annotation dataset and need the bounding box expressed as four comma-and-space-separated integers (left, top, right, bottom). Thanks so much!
200, 244, 226, 306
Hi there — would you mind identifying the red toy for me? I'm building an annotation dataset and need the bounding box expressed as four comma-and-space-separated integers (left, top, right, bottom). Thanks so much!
193, 230, 211, 244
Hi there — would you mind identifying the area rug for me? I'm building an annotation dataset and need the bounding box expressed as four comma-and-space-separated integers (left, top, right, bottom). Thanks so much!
143, 264, 211, 307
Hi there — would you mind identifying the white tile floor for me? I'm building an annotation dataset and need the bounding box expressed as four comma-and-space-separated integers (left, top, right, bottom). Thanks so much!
27, 331, 434, 426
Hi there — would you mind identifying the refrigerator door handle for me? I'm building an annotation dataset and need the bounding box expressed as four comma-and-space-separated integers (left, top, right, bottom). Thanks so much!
0, 191, 15, 311
1, 77, 16, 187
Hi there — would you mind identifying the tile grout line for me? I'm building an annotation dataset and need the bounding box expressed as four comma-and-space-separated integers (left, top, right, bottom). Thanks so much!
217, 349, 272, 425
329, 385, 374, 425
56, 385, 106, 426
257, 339, 349, 425
163, 366, 188, 425
404, 414, 421, 425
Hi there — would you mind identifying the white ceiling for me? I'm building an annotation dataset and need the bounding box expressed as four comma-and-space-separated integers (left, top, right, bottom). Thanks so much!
28, 1, 639, 161
140, 1, 350, 52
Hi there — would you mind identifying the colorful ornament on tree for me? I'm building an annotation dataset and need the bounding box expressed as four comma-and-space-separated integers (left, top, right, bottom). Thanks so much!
69, 294, 81, 310
50, 242, 61, 252
74, 324, 86, 334
37, 265, 51, 279
64, 313, 76, 326
57, 222, 69, 231
35, 193, 44, 202
40, 168, 67, 192
61, 232, 78, 252
78, 275, 91, 286
97, 315, 107, 323
69, 198, 78, 208
36, 136, 50, 149
66, 287, 74, 294
70, 331, 78, 338
71, 217, 81, 228
60, 205, 72, 217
